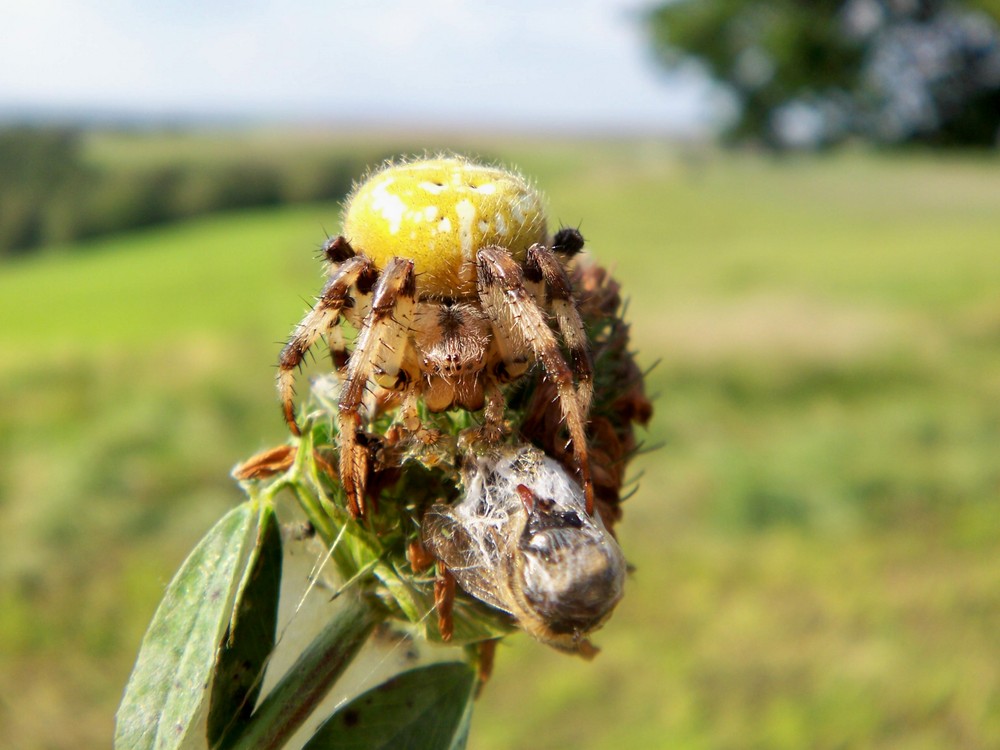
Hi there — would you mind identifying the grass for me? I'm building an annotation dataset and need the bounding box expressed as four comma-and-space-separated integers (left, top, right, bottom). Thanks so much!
1, 136, 999, 748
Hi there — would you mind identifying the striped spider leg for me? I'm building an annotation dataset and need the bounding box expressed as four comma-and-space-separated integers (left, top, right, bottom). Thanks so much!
477, 243, 596, 515
276, 237, 376, 435
336, 257, 417, 518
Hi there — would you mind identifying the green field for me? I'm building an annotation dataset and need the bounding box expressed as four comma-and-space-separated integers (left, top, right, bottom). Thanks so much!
2, 136, 999, 748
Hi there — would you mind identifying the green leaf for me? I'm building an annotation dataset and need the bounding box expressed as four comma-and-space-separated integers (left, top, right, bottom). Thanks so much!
208, 505, 283, 747
115, 502, 258, 750
225, 594, 384, 750
303, 662, 476, 750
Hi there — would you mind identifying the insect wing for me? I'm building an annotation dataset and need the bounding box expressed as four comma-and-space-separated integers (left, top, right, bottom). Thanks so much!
421, 504, 513, 615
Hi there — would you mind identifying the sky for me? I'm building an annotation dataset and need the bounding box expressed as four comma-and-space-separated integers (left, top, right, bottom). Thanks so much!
0, 0, 718, 133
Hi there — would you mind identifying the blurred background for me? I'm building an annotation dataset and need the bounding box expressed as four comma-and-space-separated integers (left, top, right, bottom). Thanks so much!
2, 1, 999, 747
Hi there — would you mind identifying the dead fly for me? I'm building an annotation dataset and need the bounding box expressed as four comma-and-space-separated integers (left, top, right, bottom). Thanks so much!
422, 443, 626, 657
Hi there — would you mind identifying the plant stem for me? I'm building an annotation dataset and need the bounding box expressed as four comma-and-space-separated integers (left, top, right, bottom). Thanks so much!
290, 482, 340, 547
225, 592, 385, 750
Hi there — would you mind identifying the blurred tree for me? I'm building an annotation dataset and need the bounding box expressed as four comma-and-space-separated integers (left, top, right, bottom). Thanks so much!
0, 128, 88, 255
647, 0, 1000, 148
0, 126, 386, 259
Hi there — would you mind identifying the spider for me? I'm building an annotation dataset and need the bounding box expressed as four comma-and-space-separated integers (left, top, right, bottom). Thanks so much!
277, 157, 594, 519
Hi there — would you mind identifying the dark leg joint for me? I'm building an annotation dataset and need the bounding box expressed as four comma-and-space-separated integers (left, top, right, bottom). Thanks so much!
323, 235, 355, 263
552, 227, 585, 256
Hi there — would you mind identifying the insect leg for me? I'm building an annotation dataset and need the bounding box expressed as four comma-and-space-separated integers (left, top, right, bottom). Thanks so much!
474, 639, 499, 695
434, 563, 456, 642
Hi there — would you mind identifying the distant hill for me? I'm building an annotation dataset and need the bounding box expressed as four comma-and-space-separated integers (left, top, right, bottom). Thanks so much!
0, 125, 388, 258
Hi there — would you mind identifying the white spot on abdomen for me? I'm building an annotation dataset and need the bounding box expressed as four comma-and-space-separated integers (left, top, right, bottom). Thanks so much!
419, 181, 446, 195
455, 199, 477, 259
370, 180, 406, 234
509, 200, 526, 225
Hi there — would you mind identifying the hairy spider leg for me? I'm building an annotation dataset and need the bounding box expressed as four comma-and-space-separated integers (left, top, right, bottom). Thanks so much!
277, 254, 376, 435
476, 246, 595, 515
325, 324, 349, 371
478, 376, 508, 443
524, 243, 595, 417
337, 257, 417, 518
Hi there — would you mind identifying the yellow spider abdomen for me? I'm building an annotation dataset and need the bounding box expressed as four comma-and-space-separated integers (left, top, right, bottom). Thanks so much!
343, 157, 547, 297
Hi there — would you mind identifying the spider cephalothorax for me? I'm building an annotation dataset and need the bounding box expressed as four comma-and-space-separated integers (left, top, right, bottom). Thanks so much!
278, 157, 594, 518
